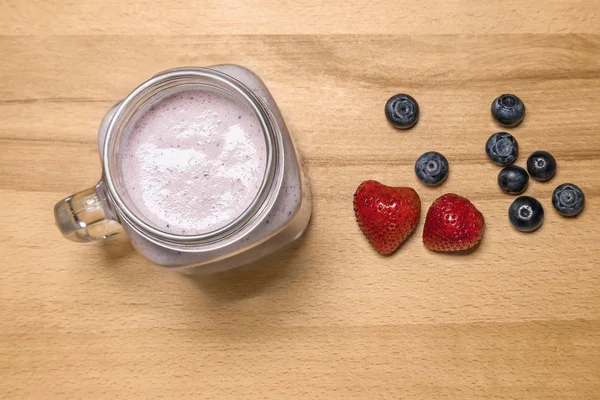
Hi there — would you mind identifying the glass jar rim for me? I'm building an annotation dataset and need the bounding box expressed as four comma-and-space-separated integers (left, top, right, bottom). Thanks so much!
103, 67, 278, 245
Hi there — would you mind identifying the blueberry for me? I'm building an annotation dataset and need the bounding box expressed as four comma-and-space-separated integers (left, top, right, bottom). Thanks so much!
526, 150, 556, 181
414, 151, 449, 186
491, 94, 525, 127
552, 183, 585, 217
509, 196, 544, 232
385, 94, 419, 129
485, 132, 518, 165
498, 165, 529, 194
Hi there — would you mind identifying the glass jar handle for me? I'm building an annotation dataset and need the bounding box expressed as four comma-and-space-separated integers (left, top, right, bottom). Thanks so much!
54, 182, 122, 242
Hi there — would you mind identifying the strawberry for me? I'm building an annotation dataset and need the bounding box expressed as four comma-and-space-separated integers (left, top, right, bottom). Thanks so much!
353, 180, 421, 255
422, 193, 485, 252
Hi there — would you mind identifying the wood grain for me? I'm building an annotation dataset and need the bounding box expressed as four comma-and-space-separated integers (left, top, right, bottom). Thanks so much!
1, 0, 599, 35
1, 1, 600, 399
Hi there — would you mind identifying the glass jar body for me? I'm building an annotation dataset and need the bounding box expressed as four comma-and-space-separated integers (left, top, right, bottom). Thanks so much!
56, 65, 311, 274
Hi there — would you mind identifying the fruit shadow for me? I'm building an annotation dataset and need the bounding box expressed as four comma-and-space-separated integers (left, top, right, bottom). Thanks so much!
428, 239, 483, 256
559, 206, 586, 220
489, 113, 528, 129
185, 223, 313, 304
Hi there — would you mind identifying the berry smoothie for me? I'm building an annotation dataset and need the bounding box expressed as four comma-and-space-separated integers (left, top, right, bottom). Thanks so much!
120, 88, 267, 235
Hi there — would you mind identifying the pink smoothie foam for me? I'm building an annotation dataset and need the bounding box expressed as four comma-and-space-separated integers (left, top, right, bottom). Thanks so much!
121, 88, 267, 235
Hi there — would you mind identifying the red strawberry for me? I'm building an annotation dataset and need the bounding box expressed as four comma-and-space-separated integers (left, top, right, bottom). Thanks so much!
423, 193, 485, 252
353, 180, 421, 255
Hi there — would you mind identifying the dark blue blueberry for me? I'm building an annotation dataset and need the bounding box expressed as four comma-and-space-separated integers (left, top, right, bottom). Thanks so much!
527, 150, 556, 181
385, 94, 419, 129
485, 132, 519, 165
414, 151, 449, 186
498, 165, 529, 194
552, 183, 585, 217
509, 196, 544, 232
491, 94, 525, 127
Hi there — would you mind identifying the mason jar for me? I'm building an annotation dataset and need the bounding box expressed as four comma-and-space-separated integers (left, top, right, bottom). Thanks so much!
54, 66, 311, 274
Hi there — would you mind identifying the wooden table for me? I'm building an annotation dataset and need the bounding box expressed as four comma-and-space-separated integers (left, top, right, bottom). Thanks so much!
1, 1, 599, 398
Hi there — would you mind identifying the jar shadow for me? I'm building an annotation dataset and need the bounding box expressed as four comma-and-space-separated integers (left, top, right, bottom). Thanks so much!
184, 232, 310, 304
93, 223, 313, 305
97, 234, 136, 261
91, 224, 314, 340
185, 238, 303, 304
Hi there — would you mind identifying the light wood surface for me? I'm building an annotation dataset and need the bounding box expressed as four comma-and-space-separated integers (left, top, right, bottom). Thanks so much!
1, 1, 600, 399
